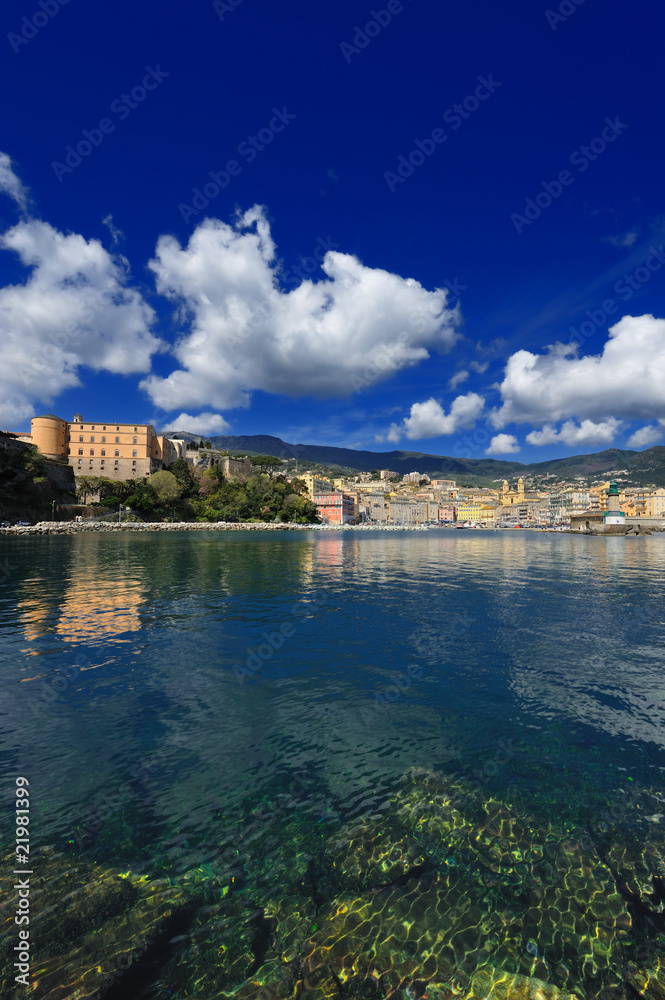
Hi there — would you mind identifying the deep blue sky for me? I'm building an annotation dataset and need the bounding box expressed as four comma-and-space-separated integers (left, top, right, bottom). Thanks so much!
1, 0, 664, 461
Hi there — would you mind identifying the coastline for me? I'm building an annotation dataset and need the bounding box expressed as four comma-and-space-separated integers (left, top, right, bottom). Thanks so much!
0, 520, 432, 535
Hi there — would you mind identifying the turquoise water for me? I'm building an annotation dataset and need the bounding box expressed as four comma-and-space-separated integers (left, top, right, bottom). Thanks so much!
2, 529, 665, 999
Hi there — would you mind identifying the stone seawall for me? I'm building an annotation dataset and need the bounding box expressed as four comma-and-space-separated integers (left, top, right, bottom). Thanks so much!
0, 521, 430, 536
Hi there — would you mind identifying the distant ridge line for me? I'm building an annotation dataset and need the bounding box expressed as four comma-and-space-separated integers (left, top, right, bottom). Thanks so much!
161, 431, 665, 484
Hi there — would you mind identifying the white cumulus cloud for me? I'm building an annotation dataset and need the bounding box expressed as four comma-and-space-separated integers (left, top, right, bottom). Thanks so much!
626, 424, 663, 449
526, 418, 622, 448
486, 433, 520, 455
448, 369, 469, 390
141, 206, 461, 411
387, 393, 485, 442
160, 412, 231, 436
0, 152, 28, 211
492, 315, 665, 429
0, 218, 161, 428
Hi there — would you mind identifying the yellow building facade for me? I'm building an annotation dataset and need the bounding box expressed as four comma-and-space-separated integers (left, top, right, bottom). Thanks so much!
22, 413, 185, 480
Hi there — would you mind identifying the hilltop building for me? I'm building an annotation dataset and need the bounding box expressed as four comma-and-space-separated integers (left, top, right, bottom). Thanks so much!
16, 413, 185, 480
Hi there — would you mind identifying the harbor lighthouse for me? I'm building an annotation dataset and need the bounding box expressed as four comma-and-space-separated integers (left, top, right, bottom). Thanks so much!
603, 480, 626, 526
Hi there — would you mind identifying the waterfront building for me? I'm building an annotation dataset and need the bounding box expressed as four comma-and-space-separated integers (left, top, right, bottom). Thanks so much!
621, 488, 665, 517
17, 413, 185, 480
313, 492, 356, 524
438, 503, 455, 522
456, 502, 484, 523
390, 500, 430, 524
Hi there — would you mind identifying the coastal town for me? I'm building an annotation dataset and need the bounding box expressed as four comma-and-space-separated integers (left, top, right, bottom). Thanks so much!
296, 469, 665, 529
2, 412, 665, 532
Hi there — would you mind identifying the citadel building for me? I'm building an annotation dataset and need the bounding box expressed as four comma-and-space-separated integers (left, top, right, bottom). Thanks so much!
17, 414, 185, 480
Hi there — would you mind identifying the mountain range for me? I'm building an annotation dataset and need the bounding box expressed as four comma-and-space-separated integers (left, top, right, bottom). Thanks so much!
166, 432, 665, 486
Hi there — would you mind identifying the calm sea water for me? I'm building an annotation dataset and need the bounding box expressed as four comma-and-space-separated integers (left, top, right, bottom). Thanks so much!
2, 529, 665, 999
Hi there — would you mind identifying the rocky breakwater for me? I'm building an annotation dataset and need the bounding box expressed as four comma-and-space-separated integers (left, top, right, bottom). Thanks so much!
0, 521, 430, 535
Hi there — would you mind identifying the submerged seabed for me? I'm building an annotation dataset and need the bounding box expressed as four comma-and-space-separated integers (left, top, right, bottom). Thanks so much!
3, 766, 665, 1000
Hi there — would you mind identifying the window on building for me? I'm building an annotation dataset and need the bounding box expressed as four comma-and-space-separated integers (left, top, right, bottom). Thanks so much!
115, 437, 119, 443
78, 448, 83, 455
90, 436, 95, 443
101, 449, 106, 456
91, 426, 95, 430
114, 461, 118, 466
133, 437, 138, 444
134, 427, 137, 432
78, 459, 82, 466
132, 450, 137, 457
90, 449, 94, 456
115, 450, 119, 457
101, 436, 106, 443
79, 435, 83, 442
103, 426, 106, 430
66, 447, 70, 454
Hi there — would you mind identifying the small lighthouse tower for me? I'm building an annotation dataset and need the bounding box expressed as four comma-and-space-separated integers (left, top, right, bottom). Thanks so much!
603, 480, 626, 526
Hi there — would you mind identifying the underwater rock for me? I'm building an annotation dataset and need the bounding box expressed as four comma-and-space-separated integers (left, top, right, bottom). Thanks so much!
299, 870, 521, 999
521, 836, 631, 988
593, 787, 665, 912
323, 817, 426, 892
463, 967, 579, 1000
627, 959, 665, 1000
0, 848, 195, 999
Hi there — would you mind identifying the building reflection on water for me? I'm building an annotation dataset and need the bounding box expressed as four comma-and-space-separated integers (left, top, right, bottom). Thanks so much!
18, 546, 143, 645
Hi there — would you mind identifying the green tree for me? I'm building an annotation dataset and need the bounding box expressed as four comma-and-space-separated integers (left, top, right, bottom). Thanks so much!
250, 455, 284, 479
169, 458, 195, 493
76, 475, 98, 503
125, 479, 160, 513
149, 470, 181, 503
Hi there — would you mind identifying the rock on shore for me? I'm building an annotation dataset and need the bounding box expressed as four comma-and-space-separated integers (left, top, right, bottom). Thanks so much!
0, 521, 430, 536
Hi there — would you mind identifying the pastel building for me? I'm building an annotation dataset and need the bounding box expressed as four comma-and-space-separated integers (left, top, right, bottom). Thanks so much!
302, 472, 334, 499
313, 492, 356, 524
19, 413, 185, 480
